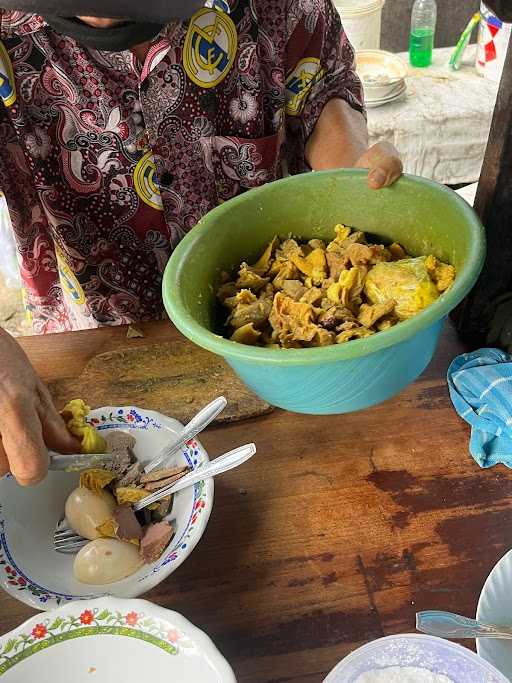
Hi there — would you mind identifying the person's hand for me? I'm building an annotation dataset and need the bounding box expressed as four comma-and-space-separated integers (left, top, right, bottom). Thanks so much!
0, 330, 79, 485
355, 141, 403, 190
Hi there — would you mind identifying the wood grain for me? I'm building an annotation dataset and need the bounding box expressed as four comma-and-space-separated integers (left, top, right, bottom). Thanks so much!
48, 339, 272, 424
1, 320, 511, 683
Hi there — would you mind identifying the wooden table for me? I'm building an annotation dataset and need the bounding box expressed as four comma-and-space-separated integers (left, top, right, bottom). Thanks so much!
2, 320, 512, 682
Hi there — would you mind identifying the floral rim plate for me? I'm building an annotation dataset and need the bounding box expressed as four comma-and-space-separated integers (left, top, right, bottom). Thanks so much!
0, 597, 236, 681
477, 548, 512, 680
0, 406, 214, 610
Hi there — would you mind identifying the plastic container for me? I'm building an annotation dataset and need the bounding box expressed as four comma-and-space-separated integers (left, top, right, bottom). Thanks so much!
0, 192, 20, 289
162, 169, 485, 415
409, 0, 437, 67
323, 634, 508, 682
333, 0, 385, 51
476, 2, 512, 82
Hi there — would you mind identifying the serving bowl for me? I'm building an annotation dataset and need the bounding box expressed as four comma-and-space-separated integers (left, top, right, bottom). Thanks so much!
0, 406, 213, 610
163, 169, 485, 414
323, 633, 507, 682
0, 597, 236, 681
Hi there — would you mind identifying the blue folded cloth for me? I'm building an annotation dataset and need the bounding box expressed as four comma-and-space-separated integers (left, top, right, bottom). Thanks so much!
448, 348, 512, 468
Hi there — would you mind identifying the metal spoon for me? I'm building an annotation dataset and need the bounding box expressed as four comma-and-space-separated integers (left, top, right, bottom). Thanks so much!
416, 610, 512, 640
144, 396, 227, 473
134, 442, 256, 511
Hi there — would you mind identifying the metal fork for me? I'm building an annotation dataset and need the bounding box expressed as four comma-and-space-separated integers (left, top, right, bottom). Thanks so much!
53, 442, 256, 554
53, 516, 89, 554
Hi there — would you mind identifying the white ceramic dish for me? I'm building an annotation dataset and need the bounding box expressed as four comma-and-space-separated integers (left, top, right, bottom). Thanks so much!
356, 49, 408, 100
324, 633, 508, 682
0, 406, 213, 610
477, 548, 512, 680
365, 82, 407, 108
0, 597, 236, 681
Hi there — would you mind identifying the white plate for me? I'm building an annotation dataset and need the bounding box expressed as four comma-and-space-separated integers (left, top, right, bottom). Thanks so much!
365, 83, 407, 108
0, 407, 214, 610
477, 548, 512, 680
0, 597, 236, 682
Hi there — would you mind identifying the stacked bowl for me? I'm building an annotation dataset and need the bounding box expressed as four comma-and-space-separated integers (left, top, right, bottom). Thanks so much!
356, 49, 408, 107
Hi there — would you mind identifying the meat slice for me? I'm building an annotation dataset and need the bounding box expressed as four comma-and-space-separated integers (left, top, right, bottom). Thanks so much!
153, 495, 173, 521
140, 521, 174, 563
140, 465, 189, 484
112, 505, 143, 541
326, 252, 349, 281
116, 462, 143, 488
143, 470, 189, 492
111, 450, 135, 478
105, 431, 137, 478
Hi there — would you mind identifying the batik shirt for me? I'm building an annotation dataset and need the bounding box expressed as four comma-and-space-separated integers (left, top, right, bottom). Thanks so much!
0, 0, 363, 332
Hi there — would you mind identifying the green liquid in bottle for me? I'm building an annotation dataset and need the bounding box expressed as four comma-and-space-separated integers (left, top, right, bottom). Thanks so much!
409, 28, 434, 67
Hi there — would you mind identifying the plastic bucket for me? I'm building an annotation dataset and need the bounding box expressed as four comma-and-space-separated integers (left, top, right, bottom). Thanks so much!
163, 170, 485, 415
333, 0, 385, 51
476, 2, 512, 82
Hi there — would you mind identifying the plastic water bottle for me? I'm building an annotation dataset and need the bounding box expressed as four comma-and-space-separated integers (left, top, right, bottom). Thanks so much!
409, 0, 437, 67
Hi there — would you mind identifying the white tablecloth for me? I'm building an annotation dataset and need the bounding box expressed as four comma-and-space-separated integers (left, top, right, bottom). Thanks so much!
367, 46, 499, 185
456, 182, 478, 206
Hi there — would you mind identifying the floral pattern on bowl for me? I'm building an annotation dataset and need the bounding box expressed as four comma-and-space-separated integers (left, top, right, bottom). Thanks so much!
0, 597, 236, 681
0, 407, 214, 610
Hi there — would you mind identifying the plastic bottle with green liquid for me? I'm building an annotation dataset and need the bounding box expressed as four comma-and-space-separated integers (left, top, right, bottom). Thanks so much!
409, 0, 437, 67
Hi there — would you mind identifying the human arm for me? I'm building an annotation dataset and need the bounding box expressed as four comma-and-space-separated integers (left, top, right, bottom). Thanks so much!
285, 0, 402, 188
0, 327, 79, 484
305, 98, 402, 188
0, 110, 79, 485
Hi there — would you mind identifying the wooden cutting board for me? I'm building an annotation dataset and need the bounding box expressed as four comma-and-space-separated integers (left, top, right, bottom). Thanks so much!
48, 340, 272, 424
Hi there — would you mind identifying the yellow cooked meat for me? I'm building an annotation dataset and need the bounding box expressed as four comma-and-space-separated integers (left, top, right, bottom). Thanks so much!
365, 257, 441, 321
61, 399, 107, 454
218, 228, 455, 349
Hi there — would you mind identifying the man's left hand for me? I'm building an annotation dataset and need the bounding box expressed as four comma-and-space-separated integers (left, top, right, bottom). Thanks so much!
355, 141, 403, 190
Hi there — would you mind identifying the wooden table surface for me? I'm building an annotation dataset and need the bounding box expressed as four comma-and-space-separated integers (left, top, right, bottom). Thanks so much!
2, 320, 512, 683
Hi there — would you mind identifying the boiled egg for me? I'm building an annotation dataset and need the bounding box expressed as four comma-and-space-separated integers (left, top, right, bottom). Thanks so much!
74, 538, 143, 584
65, 487, 115, 541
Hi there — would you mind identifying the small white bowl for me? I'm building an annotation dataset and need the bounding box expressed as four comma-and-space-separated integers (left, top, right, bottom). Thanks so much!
0, 597, 236, 681
0, 406, 214, 610
356, 49, 408, 101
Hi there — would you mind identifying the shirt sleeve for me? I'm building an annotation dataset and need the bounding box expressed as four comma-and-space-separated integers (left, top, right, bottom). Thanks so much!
284, 0, 365, 139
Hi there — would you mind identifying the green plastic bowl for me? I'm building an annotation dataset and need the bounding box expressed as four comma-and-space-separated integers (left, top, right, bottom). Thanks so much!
163, 170, 485, 414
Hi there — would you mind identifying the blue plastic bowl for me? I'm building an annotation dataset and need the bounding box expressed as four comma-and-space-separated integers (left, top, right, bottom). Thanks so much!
163, 170, 485, 414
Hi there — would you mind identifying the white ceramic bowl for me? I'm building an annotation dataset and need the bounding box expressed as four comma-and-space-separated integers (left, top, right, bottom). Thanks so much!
356, 49, 408, 101
0, 406, 213, 610
0, 597, 236, 681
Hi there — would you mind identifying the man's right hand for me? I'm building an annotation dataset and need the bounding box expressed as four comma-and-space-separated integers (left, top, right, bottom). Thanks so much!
0, 329, 79, 485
